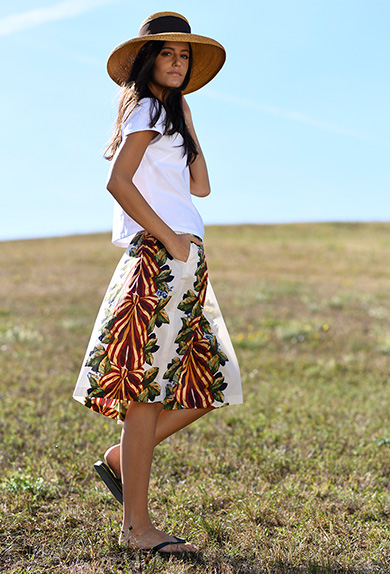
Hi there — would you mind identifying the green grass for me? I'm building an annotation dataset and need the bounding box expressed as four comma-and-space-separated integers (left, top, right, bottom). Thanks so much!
1, 223, 390, 573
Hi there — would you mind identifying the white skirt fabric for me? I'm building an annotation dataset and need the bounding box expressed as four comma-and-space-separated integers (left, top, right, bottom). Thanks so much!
73, 231, 242, 421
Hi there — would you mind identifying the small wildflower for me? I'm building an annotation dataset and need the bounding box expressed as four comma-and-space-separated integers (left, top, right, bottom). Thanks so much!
156, 289, 168, 299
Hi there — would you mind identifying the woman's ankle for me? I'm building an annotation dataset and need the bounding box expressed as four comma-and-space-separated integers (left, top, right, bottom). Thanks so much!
121, 520, 153, 538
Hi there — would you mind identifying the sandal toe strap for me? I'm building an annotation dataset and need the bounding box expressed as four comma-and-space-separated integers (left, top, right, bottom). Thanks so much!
151, 540, 185, 552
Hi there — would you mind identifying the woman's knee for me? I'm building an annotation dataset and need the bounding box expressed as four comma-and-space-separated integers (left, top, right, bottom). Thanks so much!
125, 400, 164, 420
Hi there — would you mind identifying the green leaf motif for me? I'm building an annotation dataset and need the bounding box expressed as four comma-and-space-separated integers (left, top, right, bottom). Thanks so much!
212, 390, 225, 403
148, 381, 161, 397
177, 340, 190, 355
178, 300, 193, 313
218, 349, 229, 365
195, 262, 207, 280
98, 355, 112, 375
200, 316, 212, 335
127, 233, 143, 258
155, 308, 169, 327
85, 345, 107, 370
180, 316, 191, 329
177, 290, 197, 312
144, 334, 159, 364
207, 354, 220, 375
100, 327, 113, 345
87, 372, 100, 389
101, 314, 116, 331
87, 387, 106, 399
190, 300, 202, 320
148, 314, 157, 334
156, 280, 169, 292
163, 399, 176, 410
193, 278, 202, 292
172, 363, 183, 384
127, 247, 138, 258
163, 386, 183, 410
156, 269, 171, 283
211, 375, 225, 390
175, 326, 194, 345
154, 248, 168, 266
163, 357, 181, 380
156, 296, 171, 311
137, 388, 149, 402
209, 336, 218, 354
171, 401, 184, 410
142, 367, 159, 386
144, 335, 159, 353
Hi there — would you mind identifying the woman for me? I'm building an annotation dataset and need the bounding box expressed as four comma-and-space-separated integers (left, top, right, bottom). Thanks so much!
73, 12, 242, 553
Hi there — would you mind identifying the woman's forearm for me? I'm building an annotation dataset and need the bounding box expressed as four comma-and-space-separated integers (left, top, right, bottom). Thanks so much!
184, 110, 211, 197
189, 144, 211, 197
107, 176, 177, 246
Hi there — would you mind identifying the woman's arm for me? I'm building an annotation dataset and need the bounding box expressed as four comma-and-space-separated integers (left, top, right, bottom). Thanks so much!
182, 97, 211, 198
106, 130, 201, 261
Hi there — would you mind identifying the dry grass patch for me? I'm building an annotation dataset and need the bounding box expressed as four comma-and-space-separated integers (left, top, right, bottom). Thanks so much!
1, 223, 390, 573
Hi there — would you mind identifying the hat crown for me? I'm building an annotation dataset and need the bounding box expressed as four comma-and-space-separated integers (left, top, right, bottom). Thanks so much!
138, 12, 191, 37
107, 12, 225, 94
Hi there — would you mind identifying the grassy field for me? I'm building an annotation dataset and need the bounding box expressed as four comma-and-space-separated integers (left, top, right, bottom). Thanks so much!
1, 223, 390, 573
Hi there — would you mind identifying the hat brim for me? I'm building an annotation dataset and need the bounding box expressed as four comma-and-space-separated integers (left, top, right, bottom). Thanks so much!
107, 33, 226, 94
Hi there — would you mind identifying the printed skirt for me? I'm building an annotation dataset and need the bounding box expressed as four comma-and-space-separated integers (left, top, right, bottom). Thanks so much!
73, 231, 242, 421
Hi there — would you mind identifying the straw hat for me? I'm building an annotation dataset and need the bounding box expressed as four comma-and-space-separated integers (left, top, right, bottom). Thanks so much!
107, 12, 226, 94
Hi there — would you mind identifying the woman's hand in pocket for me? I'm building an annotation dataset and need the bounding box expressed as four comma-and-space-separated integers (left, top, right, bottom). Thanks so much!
166, 233, 202, 263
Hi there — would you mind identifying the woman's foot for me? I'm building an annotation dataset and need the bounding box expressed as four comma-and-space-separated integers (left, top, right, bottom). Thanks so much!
119, 525, 199, 553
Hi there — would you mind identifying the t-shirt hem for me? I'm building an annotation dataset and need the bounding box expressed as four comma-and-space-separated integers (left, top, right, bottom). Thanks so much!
112, 225, 205, 248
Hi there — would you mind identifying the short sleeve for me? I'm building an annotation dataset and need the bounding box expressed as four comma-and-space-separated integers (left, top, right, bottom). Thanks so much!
122, 98, 165, 138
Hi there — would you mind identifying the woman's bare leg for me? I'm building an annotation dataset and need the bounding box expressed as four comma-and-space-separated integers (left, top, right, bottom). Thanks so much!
105, 406, 214, 479
156, 407, 214, 445
119, 401, 198, 552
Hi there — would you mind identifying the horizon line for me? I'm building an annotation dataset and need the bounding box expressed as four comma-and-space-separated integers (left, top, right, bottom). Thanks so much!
1, 219, 389, 243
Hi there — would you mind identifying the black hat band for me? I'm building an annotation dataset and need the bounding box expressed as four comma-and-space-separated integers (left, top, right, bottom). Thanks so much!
138, 15, 191, 37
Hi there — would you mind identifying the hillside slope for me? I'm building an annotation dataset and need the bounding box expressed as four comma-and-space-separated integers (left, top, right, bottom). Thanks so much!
1, 223, 390, 573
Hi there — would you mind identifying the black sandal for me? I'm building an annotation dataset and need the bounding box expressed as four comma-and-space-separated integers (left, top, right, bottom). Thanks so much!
94, 460, 123, 505
150, 536, 188, 554
120, 533, 191, 554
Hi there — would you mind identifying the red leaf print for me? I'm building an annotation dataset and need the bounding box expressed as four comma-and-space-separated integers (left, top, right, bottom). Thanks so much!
99, 362, 144, 402
107, 292, 159, 369
174, 337, 214, 408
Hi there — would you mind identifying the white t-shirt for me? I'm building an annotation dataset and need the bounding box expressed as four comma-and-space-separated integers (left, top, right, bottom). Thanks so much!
111, 97, 204, 247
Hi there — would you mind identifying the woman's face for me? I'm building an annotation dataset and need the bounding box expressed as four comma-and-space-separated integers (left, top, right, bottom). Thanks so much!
149, 41, 190, 97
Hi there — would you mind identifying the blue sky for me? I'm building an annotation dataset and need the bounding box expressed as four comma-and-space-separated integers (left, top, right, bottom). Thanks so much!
1, 0, 389, 241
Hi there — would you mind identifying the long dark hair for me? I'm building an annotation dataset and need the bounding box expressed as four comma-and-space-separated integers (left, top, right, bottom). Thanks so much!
104, 41, 198, 165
